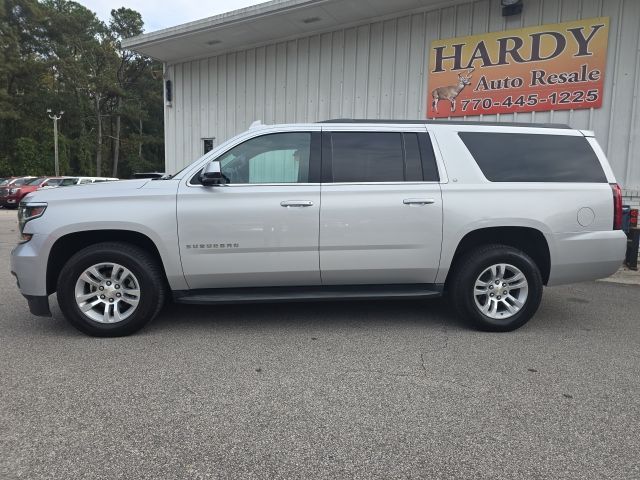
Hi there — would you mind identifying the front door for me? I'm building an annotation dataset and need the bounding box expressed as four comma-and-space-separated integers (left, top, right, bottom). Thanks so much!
320, 128, 443, 285
177, 130, 321, 289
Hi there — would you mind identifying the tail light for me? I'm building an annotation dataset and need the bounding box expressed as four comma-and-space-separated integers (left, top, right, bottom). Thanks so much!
630, 208, 638, 228
610, 183, 623, 230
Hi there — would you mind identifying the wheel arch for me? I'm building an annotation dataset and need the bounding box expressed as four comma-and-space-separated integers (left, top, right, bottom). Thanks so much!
445, 226, 551, 287
46, 230, 169, 295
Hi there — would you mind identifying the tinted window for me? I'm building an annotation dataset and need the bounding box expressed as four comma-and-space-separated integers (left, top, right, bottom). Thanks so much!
331, 132, 404, 182
207, 132, 312, 184
26, 177, 46, 186
418, 133, 440, 182
60, 178, 78, 186
403, 133, 423, 181
459, 132, 606, 182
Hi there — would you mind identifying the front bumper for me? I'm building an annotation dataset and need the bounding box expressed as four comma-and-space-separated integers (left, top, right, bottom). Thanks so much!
24, 295, 51, 317
10, 270, 51, 317
1, 196, 19, 207
11, 234, 49, 297
11, 234, 52, 317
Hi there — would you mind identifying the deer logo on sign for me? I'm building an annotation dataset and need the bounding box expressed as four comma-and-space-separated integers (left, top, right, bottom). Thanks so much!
431, 68, 474, 113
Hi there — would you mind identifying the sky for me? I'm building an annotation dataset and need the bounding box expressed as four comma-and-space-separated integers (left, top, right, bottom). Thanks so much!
77, 0, 270, 33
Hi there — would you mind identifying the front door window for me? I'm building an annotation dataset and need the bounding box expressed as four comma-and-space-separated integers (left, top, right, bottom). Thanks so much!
207, 132, 312, 184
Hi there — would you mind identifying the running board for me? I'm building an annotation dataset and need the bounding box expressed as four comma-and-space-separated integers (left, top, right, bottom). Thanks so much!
173, 284, 444, 305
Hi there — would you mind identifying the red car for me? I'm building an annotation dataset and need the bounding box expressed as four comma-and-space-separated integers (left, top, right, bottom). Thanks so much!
0, 177, 45, 208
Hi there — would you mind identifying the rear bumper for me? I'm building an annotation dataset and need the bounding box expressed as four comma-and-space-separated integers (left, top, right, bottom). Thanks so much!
547, 230, 627, 286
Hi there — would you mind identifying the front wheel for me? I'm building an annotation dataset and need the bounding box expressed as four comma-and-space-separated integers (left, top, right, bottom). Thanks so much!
449, 244, 543, 332
56, 242, 166, 337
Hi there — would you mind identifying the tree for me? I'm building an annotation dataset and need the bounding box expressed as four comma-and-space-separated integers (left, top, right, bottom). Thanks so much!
109, 7, 144, 177
0, 0, 164, 179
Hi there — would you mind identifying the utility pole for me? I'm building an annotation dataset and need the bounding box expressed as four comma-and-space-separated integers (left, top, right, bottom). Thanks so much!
47, 109, 64, 176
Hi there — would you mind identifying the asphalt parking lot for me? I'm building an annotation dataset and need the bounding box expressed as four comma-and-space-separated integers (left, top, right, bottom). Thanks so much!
1, 209, 639, 479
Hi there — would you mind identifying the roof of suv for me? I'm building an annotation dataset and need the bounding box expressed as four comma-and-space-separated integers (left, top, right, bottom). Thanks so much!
318, 119, 571, 129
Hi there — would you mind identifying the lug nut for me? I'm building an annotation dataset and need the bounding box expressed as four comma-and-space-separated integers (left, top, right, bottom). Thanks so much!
115, 284, 120, 289
100, 294, 105, 299
99, 286, 104, 291
495, 280, 500, 284
109, 298, 114, 303
490, 293, 494, 297
116, 293, 121, 298
502, 283, 506, 287
489, 285, 494, 289
497, 295, 501, 300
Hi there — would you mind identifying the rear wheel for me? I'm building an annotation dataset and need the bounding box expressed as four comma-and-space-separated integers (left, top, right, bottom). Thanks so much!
449, 244, 543, 331
56, 242, 166, 337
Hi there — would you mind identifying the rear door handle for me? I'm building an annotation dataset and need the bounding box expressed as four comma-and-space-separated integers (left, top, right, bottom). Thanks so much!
280, 200, 314, 207
403, 198, 435, 205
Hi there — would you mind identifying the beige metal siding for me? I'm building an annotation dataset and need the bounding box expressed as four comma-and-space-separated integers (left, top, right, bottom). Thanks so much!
164, 0, 640, 191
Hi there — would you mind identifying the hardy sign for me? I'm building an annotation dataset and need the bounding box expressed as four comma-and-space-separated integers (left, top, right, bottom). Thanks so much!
427, 17, 609, 118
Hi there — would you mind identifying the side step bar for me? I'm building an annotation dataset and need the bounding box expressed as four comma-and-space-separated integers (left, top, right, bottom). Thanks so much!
173, 284, 444, 305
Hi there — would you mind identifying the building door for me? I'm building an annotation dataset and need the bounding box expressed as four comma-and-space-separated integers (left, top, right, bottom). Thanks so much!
177, 130, 322, 289
319, 128, 443, 285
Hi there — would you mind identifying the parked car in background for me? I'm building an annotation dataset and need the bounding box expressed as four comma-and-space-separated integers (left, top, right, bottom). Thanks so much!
38, 177, 119, 189
0, 177, 72, 206
0, 177, 37, 208
64, 177, 118, 186
132, 172, 165, 179
36, 177, 71, 189
36, 177, 88, 189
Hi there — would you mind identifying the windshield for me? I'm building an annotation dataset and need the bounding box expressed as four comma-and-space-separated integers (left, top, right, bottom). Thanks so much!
26, 177, 46, 186
13, 178, 34, 186
60, 178, 79, 186
0, 179, 10, 186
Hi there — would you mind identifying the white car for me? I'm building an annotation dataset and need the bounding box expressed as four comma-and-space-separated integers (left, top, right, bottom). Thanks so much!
60, 177, 119, 186
11, 120, 626, 336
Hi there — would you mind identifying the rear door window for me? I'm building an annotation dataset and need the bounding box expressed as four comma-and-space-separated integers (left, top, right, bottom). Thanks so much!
327, 132, 438, 182
459, 132, 607, 182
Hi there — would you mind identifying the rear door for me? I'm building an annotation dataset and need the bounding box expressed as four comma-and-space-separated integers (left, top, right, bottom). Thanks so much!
319, 126, 443, 285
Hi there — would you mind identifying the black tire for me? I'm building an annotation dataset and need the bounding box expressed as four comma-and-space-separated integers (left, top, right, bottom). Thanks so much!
449, 244, 543, 332
56, 242, 166, 337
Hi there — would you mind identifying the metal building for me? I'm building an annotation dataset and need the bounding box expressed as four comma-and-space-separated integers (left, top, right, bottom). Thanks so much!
124, 0, 640, 197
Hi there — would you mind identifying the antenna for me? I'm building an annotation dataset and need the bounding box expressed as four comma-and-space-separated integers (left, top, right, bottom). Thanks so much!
249, 120, 263, 129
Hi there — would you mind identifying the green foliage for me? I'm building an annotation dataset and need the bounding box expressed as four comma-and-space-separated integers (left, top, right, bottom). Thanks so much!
14, 137, 44, 174
0, 0, 164, 178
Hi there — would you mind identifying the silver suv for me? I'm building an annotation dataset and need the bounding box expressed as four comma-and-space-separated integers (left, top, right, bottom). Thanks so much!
11, 120, 626, 336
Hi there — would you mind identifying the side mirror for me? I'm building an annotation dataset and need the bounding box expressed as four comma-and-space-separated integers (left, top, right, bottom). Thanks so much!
200, 160, 226, 186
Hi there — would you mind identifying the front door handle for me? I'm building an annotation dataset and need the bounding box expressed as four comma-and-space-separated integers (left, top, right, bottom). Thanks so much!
403, 198, 435, 205
281, 200, 314, 207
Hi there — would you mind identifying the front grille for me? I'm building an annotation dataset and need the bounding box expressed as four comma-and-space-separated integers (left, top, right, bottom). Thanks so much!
0, 188, 8, 197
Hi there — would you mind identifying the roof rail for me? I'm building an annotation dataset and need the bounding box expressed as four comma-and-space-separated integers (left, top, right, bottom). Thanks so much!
318, 119, 572, 129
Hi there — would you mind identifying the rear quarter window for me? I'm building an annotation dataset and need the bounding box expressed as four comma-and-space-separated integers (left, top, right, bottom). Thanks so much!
459, 132, 607, 183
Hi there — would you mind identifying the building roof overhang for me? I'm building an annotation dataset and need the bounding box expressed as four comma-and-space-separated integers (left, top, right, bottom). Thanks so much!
122, 0, 468, 63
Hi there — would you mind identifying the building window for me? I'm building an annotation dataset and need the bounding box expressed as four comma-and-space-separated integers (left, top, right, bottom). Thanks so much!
203, 138, 215, 154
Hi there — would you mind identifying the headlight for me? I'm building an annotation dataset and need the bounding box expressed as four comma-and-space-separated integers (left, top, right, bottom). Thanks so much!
10, 188, 20, 195
18, 202, 47, 243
